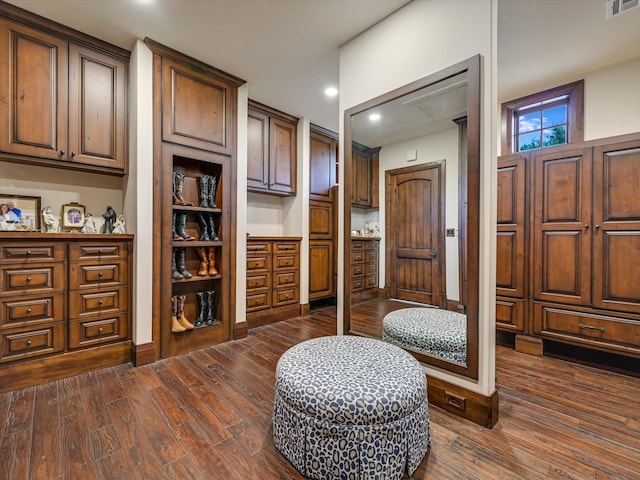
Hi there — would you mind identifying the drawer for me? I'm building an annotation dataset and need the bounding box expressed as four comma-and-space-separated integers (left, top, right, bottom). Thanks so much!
69, 242, 129, 262
273, 242, 300, 254
352, 251, 364, 263
69, 287, 128, 318
0, 322, 65, 363
0, 243, 64, 263
365, 241, 379, 251
246, 273, 271, 291
365, 274, 378, 289
365, 250, 378, 263
365, 262, 378, 275
1, 293, 64, 328
1, 264, 65, 296
246, 255, 271, 273
68, 313, 129, 349
496, 297, 525, 332
246, 242, 271, 254
273, 286, 298, 307
352, 241, 365, 250
247, 292, 270, 312
273, 271, 299, 288
352, 264, 365, 276
69, 261, 128, 289
534, 303, 640, 350
273, 253, 299, 271
351, 277, 364, 292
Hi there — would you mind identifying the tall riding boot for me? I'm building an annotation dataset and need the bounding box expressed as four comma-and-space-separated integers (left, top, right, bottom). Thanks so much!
171, 249, 183, 279
175, 212, 195, 241
173, 172, 192, 206
208, 176, 218, 208
196, 247, 209, 276
176, 294, 194, 330
175, 248, 192, 278
195, 291, 208, 326
171, 296, 185, 333
206, 290, 216, 325
198, 175, 210, 208
207, 213, 219, 241
196, 213, 210, 241
207, 247, 219, 275
172, 213, 182, 241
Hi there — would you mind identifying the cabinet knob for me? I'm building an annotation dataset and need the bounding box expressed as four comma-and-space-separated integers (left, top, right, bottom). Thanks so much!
98, 272, 103, 277
98, 328, 103, 333
59, 150, 65, 156
26, 250, 31, 255
26, 308, 32, 314
99, 249, 103, 254
98, 300, 103, 305
584, 224, 589, 229
26, 276, 31, 282
71, 152, 76, 157
595, 224, 600, 230
27, 340, 32, 346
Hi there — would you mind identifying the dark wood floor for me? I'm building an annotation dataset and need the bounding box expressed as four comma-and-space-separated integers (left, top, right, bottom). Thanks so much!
1, 305, 639, 479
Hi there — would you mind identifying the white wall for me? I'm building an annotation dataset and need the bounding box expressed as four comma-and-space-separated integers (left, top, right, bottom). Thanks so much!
339, 0, 497, 396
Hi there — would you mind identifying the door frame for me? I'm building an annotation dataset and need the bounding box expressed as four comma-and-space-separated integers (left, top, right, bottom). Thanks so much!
385, 161, 447, 308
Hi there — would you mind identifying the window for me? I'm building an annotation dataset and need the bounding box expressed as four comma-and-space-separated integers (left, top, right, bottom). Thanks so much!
501, 80, 584, 154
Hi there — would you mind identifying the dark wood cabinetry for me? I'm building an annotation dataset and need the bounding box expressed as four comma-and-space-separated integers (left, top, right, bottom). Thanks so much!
247, 100, 298, 195
351, 142, 380, 208
0, 233, 133, 393
146, 39, 244, 359
496, 132, 640, 359
351, 238, 379, 303
0, 6, 128, 174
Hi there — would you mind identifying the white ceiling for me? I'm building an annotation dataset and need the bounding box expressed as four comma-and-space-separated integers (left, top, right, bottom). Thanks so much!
5, 0, 640, 135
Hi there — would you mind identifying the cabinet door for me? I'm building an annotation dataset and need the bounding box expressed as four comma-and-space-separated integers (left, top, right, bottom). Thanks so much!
309, 240, 334, 300
532, 147, 592, 305
592, 139, 640, 314
352, 147, 372, 206
68, 44, 127, 172
310, 130, 336, 201
162, 58, 234, 154
309, 201, 333, 239
247, 108, 269, 191
0, 19, 68, 161
268, 117, 297, 194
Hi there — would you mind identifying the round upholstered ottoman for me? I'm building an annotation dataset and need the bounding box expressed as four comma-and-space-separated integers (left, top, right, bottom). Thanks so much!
382, 308, 467, 364
273, 335, 430, 480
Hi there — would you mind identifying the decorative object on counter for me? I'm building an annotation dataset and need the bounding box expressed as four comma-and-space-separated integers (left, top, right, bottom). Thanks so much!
174, 212, 195, 240
173, 172, 192, 206
174, 247, 192, 279
195, 290, 216, 326
197, 174, 219, 208
112, 215, 126, 234
81, 213, 99, 234
61, 202, 86, 232
372, 224, 381, 238
0, 217, 9, 231
102, 206, 117, 234
0, 194, 41, 231
41, 205, 59, 233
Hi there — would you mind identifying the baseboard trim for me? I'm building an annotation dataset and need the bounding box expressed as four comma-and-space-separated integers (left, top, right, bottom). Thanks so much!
131, 341, 156, 366
515, 334, 544, 356
247, 303, 301, 329
301, 303, 310, 317
233, 320, 248, 340
427, 375, 499, 428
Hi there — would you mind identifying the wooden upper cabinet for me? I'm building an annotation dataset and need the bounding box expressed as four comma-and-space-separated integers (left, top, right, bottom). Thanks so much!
247, 100, 298, 196
351, 142, 380, 208
161, 58, 234, 155
310, 127, 338, 201
0, 14, 129, 174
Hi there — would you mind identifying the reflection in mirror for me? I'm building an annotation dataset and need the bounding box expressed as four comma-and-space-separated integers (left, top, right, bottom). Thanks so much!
344, 56, 479, 380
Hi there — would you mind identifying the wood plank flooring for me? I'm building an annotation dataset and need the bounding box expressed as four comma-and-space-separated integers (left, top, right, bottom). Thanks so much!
0, 304, 639, 479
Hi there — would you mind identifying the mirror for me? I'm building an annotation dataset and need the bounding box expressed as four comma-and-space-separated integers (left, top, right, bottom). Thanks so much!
343, 56, 479, 379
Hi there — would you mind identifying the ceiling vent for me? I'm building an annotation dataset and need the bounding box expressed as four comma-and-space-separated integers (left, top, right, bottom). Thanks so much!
607, 0, 639, 18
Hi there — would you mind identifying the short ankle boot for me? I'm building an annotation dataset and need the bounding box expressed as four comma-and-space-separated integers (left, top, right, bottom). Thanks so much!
172, 213, 182, 241
175, 248, 192, 278
195, 291, 208, 326
176, 294, 194, 330
196, 247, 208, 276
207, 213, 219, 241
208, 176, 218, 208
207, 247, 219, 275
171, 249, 183, 279
206, 290, 216, 325
173, 172, 192, 206
171, 296, 185, 333
198, 175, 210, 207
175, 212, 195, 241
196, 213, 210, 241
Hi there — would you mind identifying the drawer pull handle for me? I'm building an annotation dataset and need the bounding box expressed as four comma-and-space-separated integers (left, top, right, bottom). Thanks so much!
26, 276, 31, 282
98, 328, 103, 333
26, 308, 32, 314
26, 250, 31, 255
579, 323, 605, 333
99, 249, 103, 254
27, 340, 32, 346
98, 272, 103, 277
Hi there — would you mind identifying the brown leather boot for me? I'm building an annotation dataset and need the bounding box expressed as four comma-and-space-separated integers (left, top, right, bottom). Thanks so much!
207, 247, 219, 275
173, 172, 193, 206
176, 294, 194, 330
197, 247, 208, 276
171, 296, 185, 333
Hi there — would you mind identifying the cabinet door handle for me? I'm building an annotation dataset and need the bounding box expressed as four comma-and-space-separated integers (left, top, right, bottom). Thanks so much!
98, 272, 104, 277
595, 224, 600, 230
26, 308, 32, 314
71, 152, 76, 157
98, 328, 103, 333
584, 224, 589, 229
59, 150, 65, 156
27, 340, 32, 346
579, 323, 605, 333
26, 276, 31, 282
98, 300, 104, 305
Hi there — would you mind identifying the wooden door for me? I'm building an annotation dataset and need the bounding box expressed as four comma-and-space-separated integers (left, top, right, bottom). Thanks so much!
247, 108, 269, 191
268, 116, 297, 194
352, 146, 372, 206
592, 139, 640, 314
309, 240, 334, 299
309, 129, 336, 201
388, 163, 443, 305
68, 44, 127, 172
532, 147, 592, 305
0, 19, 68, 161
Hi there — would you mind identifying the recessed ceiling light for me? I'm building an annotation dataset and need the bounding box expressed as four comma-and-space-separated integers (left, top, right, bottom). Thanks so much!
369, 113, 381, 121
324, 87, 338, 97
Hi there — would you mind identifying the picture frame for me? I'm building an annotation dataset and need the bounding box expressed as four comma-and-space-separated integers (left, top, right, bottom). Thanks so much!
61, 202, 86, 231
0, 194, 41, 231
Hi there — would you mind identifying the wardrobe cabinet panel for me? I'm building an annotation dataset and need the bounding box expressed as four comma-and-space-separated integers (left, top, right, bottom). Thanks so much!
269, 117, 297, 195
247, 108, 269, 189
309, 240, 333, 300
309, 130, 337, 201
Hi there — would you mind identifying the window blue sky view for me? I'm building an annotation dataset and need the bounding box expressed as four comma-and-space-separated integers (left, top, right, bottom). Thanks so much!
519, 105, 567, 133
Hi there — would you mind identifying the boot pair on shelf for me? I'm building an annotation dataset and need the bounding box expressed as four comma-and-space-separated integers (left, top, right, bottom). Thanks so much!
173, 172, 193, 206
173, 212, 195, 241
171, 294, 194, 333
198, 175, 218, 208
195, 290, 216, 326
172, 248, 192, 279
197, 247, 219, 276
196, 213, 219, 241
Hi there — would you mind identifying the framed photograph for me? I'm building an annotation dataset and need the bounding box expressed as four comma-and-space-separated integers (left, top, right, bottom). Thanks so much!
0, 194, 41, 231
61, 202, 86, 231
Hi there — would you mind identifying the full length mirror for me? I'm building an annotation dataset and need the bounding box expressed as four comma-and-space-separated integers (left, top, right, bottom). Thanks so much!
343, 56, 480, 379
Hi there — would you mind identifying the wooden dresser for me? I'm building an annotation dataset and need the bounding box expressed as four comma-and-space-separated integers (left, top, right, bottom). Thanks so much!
246, 237, 301, 328
0, 233, 133, 393
351, 237, 380, 303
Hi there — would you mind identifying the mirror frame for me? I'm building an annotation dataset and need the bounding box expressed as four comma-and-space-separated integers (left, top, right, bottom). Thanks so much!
343, 55, 480, 380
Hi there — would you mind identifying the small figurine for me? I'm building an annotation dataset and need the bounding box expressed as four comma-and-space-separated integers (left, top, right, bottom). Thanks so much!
112, 215, 126, 234
41, 206, 59, 233
81, 212, 99, 234
102, 206, 117, 234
